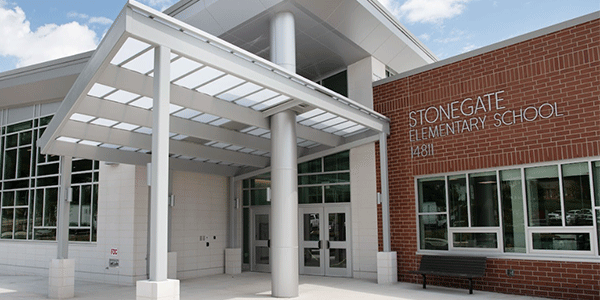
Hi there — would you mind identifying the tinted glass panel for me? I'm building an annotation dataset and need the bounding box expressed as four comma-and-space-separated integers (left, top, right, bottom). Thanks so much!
299, 158, 321, 174
324, 151, 349, 172
448, 175, 468, 227
303, 213, 319, 241
469, 171, 499, 227
500, 169, 526, 253
304, 249, 320, 267
324, 185, 350, 203
299, 186, 322, 204
532, 233, 590, 251
419, 215, 448, 250
526, 166, 560, 226
453, 232, 497, 248
562, 163, 592, 226
329, 249, 347, 268
418, 177, 446, 212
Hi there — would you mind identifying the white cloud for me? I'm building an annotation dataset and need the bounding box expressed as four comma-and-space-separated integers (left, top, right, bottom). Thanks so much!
399, 0, 471, 24
67, 11, 89, 19
138, 0, 175, 12
89, 17, 113, 25
419, 33, 431, 41
434, 28, 468, 43
0, 2, 98, 68
461, 43, 477, 53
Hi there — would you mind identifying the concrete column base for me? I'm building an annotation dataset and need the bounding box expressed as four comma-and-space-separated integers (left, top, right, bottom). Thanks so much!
377, 252, 397, 284
49, 259, 75, 299
225, 248, 242, 274
136, 279, 180, 300
167, 252, 177, 279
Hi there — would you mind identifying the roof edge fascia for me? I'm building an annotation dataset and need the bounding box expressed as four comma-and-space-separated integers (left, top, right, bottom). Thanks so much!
361, 0, 438, 63
374, 11, 600, 87
0, 51, 92, 89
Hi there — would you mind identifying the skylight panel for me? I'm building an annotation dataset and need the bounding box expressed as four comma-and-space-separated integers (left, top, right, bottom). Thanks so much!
91, 118, 118, 127
169, 57, 203, 81
238, 148, 255, 153
225, 145, 244, 151
99, 143, 121, 149
300, 112, 336, 126
135, 127, 153, 135
171, 135, 188, 140
216, 82, 262, 101
335, 124, 365, 136
111, 38, 151, 66
105, 90, 140, 104
113, 122, 139, 131
196, 74, 244, 96
247, 128, 269, 136
211, 142, 230, 149
173, 108, 201, 119
323, 120, 356, 133
119, 146, 139, 152
70, 113, 95, 123
79, 140, 102, 147
169, 104, 184, 114
129, 97, 153, 109
88, 83, 115, 98
192, 113, 219, 124
251, 95, 290, 111
297, 108, 324, 122
57, 137, 80, 143
173, 67, 224, 89
298, 140, 317, 148
122, 48, 155, 74
235, 89, 278, 107
209, 118, 230, 126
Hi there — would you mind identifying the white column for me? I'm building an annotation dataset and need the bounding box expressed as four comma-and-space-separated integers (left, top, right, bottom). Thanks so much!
379, 133, 391, 252
270, 11, 299, 298
50, 156, 75, 299
150, 45, 170, 282
57, 156, 72, 259
137, 45, 179, 300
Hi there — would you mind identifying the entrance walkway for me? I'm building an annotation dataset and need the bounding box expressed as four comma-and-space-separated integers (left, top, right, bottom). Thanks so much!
0, 272, 547, 300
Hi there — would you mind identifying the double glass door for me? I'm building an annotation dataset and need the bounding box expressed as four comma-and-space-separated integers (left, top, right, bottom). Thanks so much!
299, 205, 351, 277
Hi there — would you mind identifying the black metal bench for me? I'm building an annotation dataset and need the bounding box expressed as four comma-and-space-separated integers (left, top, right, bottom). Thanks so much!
409, 255, 487, 294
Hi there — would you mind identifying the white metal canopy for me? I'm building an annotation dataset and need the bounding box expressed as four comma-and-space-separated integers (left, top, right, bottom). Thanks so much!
39, 0, 390, 177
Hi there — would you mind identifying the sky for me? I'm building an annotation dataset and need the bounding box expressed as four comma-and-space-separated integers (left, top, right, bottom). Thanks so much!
0, 0, 598, 73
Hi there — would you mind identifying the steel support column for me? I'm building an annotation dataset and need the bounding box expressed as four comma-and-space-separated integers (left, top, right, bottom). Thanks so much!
57, 156, 72, 259
379, 133, 391, 252
149, 45, 171, 282
270, 11, 299, 298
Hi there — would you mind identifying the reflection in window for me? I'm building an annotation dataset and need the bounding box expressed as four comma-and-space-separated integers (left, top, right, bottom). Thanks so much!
562, 163, 593, 226
418, 177, 445, 213
500, 169, 526, 253
419, 215, 448, 250
453, 232, 497, 248
593, 161, 600, 206
448, 175, 468, 227
329, 249, 347, 268
532, 233, 590, 251
526, 166, 560, 226
469, 171, 499, 227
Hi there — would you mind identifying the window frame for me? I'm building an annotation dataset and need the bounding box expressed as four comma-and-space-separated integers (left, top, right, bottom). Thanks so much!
415, 157, 600, 258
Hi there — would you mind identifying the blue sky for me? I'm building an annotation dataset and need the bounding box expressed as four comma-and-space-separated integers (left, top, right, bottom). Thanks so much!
0, 0, 598, 73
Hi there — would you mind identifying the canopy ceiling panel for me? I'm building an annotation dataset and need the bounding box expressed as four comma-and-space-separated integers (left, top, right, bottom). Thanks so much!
39, 0, 390, 177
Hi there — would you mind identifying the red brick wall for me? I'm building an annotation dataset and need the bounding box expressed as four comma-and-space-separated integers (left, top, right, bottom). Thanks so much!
373, 18, 600, 300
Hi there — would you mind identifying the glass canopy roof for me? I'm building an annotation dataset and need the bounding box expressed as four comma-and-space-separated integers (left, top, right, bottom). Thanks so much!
39, 0, 390, 177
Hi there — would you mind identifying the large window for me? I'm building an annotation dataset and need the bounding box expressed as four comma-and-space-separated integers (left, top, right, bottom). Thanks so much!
0, 116, 99, 242
417, 159, 599, 256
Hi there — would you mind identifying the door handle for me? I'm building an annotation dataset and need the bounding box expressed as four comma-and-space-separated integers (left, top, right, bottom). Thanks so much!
318, 240, 322, 249
326, 241, 330, 249
268, 239, 270, 248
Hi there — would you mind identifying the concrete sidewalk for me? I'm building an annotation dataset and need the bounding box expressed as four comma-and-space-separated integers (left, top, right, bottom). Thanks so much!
0, 272, 548, 300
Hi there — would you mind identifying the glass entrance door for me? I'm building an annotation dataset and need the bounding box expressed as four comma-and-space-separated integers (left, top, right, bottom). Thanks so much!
251, 207, 270, 272
299, 205, 351, 277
